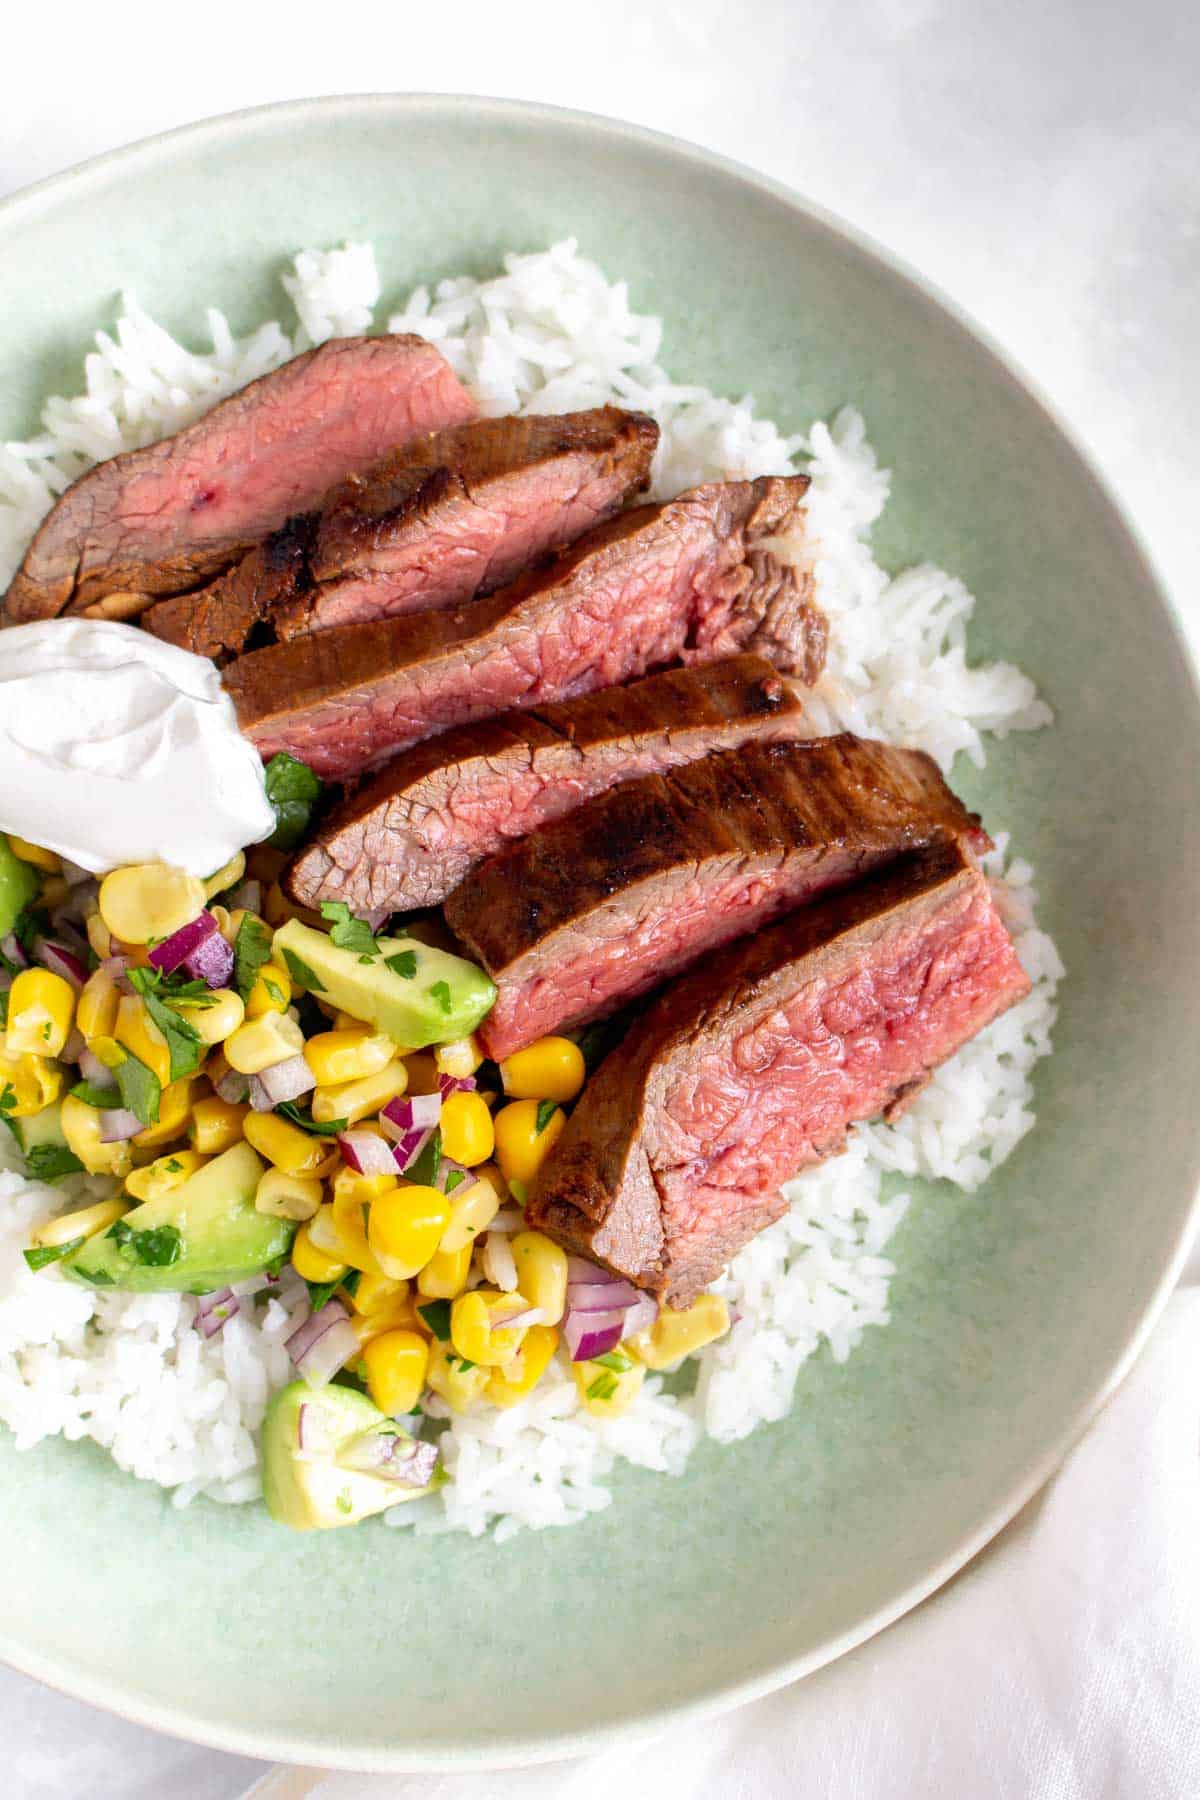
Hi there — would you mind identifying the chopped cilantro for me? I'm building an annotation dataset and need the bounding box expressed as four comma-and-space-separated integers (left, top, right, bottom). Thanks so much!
534, 1099, 559, 1136
585, 1371, 619, 1402
264, 753, 324, 851
280, 946, 324, 993
405, 1127, 442, 1187
0, 1084, 17, 1116
23, 1235, 85, 1271
233, 912, 273, 1002
508, 1177, 528, 1206
307, 1268, 360, 1313
384, 948, 417, 980
443, 1167, 469, 1195
165, 1157, 183, 1174
336, 1490, 353, 1516
41, 1021, 51, 1042
75, 1266, 115, 1286
275, 1102, 347, 1137
12, 904, 49, 962
263, 977, 285, 1006
70, 1080, 117, 1109
112, 1048, 160, 1129
592, 1349, 632, 1373
417, 1298, 452, 1340
128, 969, 203, 1083
24, 1144, 85, 1183
449, 1355, 476, 1373
429, 980, 452, 1015
320, 901, 379, 959
108, 1221, 182, 1267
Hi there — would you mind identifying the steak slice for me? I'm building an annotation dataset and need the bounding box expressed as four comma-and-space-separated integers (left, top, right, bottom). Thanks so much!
526, 841, 1031, 1305
446, 735, 990, 1060
143, 407, 659, 659
225, 476, 823, 782
4, 336, 477, 623
285, 654, 809, 916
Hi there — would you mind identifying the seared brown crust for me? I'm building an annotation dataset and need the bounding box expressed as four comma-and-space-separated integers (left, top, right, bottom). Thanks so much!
143, 515, 317, 660
284, 654, 807, 914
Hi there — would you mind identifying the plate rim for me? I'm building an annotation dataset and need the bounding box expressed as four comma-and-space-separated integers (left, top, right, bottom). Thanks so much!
1, 90, 1198, 1773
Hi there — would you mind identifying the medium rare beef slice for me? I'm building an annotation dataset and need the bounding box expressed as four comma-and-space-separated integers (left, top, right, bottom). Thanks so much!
527, 841, 1030, 1305
445, 734, 989, 1061
4, 335, 477, 623
285, 654, 808, 915
225, 475, 823, 782
144, 407, 659, 659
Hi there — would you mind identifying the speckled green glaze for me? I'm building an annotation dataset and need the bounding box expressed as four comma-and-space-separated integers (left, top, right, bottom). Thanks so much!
0, 98, 1197, 1774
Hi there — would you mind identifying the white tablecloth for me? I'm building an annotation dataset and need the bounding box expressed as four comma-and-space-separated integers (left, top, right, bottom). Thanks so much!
2, 3, 1198, 1794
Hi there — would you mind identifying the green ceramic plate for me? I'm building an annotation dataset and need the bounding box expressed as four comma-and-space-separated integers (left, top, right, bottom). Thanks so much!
0, 97, 1197, 1773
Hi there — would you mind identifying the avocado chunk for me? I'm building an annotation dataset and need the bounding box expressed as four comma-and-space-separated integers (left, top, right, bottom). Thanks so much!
12, 1099, 69, 1157
272, 918, 495, 1047
261, 1379, 443, 1530
63, 1141, 293, 1292
0, 838, 39, 940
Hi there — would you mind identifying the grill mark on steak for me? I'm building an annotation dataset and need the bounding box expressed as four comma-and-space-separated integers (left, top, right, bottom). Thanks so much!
445, 734, 990, 1061
224, 475, 823, 782
143, 408, 659, 660
526, 841, 1031, 1305
3, 336, 477, 623
284, 654, 809, 915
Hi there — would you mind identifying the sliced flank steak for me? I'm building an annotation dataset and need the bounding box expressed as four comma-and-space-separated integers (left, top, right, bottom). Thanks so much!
445, 734, 990, 1061
225, 475, 823, 782
284, 655, 809, 916
4, 335, 476, 623
143, 407, 659, 659
526, 841, 1030, 1306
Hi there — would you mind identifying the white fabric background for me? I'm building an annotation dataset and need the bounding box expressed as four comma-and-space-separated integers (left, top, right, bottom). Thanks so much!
1, 3, 1197, 1794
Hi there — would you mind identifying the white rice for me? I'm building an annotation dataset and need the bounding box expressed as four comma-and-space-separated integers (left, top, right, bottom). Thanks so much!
0, 242, 1061, 1536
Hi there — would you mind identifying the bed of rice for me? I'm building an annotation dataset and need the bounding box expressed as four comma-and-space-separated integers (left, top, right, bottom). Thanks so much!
0, 242, 1062, 1539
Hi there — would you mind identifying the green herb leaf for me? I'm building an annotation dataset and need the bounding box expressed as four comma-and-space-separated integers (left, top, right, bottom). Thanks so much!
107, 1220, 181, 1266
450, 1355, 476, 1373
534, 1100, 559, 1136
417, 1298, 452, 1340
280, 946, 324, 993
592, 1349, 632, 1373
443, 1168, 469, 1195
23, 1235, 85, 1271
275, 1102, 347, 1137
264, 753, 324, 850
263, 978, 285, 1006
128, 970, 203, 1083
113, 1048, 160, 1129
164, 1157, 184, 1174
405, 1126, 442, 1188
384, 948, 417, 980
233, 912, 273, 1002
508, 1177, 528, 1207
319, 901, 379, 959
335, 1490, 353, 1515
585, 1371, 619, 1402
0, 1084, 17, 1115
75, 1266, 114, 1285
12, 904, 49, 962
70, 1080, 117, 1109
307, 1268, 360, 1314
429, 980, 452, 1015
24, 1144, 85, 1183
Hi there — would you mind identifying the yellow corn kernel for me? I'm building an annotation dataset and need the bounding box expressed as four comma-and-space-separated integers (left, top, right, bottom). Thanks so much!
311, 1060, 408, 1127
325, 1168, 392, 1275
8, 834, 60, 873
499, 1036, 586, 1104
0, 1050, 63, 1118
125, 1148, 207, 1201
331, 1165, 396, 1209
32, 1197, 131, 1250
209, 905, 235, 945
59, 1093, 133, 1176
352, 1271, 408, 1317
439, 1090, 495, 1168
255, 1167, 323, 1222
403, 1052, 441, 1095
361, 1329, 429, 1416
628, 1294, 731, 1370
367, 1184, 450, 1282
242, 961, 290, 1021
114, 994, 171, 1087
243, 1110, 329, 1174
85, 912, 113, 962
303, 1028, 394, 1086
510, 1231, 568, 1326
572, 1348, 645, 1417
224, 1010, 305, 1074
189, 1095, 249, 1154
133, 1077, 193, 1149
435, 1036, 484, 1079
487, 1324, 560, 1408
291, 1220, 348, 1285
76, 967, 119, 1041
202, 850, 245, 901
493, 1099, 565, 1188
331, 1011, 364, 1032
5, 968, 76, 1058
425, 1337, 490, 1413
98, 863, 206, 945
449, 1288, 535, 1369
437, 1171, 500, 1254
174, 987, 245, 1046
416, 1242, 473, 1299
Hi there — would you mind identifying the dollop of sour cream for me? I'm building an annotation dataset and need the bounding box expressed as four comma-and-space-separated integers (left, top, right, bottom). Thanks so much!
0, 619, 275, 876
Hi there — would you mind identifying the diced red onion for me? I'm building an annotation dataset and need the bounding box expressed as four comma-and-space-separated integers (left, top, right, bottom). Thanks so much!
250, 1054, 315, 1108
78, 1047, 117, 1089
60, 1026, 86, 1065
99, 955, 130, 989
34, 939, 88, 989
436, 1156, 472, 1195
565, 1255, 607, 1283
286, 1299, 349, 1364
563, 1308, 627, 1362
288, 1310, 360, 1389
0, 933, 27, 969
381, 1092, 442, 1135
99, 1107, 143, 1143
148, 911, 217, 975
567, 1277, 642, 1313
491, 1302, 544, 1332
337, 1429, 439, 1488
231, 1271, 279, 1299
215, 1067, 251, 1104
437, 1072, 477, 1098
185, 930, 235, 989
195, 1287, 239, 1338
338, 1130, 399, 1177
623, 1294, 659, 1338
383, 1126, 433, 1172
225, 880, 263, 914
